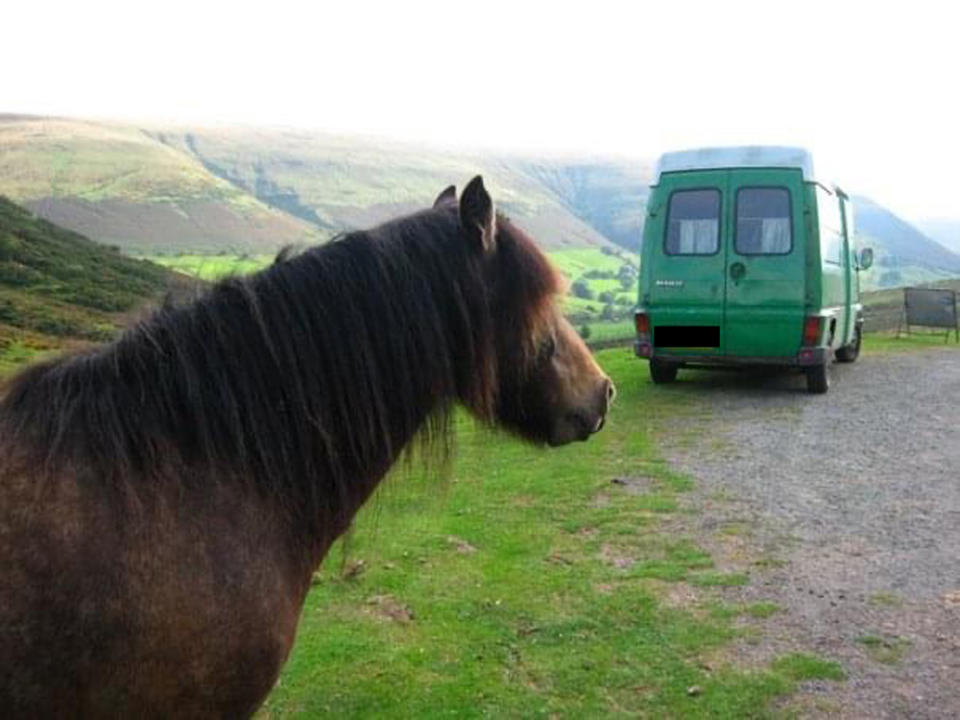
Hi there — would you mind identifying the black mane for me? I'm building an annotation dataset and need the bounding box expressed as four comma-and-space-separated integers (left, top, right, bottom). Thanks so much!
0, 205, 559, 540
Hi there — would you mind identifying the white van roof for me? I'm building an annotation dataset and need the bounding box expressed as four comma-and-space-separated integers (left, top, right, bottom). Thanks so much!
652, 146, 819, 185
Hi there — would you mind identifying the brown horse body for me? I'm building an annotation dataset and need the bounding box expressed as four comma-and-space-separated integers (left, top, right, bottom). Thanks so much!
0, 178, 611, 717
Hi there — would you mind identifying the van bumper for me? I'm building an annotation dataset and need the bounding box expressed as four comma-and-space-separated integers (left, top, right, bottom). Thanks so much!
634, 341, 827, 367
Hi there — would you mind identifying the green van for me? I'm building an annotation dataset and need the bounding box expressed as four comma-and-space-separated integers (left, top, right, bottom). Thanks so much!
634, 147, 873, 393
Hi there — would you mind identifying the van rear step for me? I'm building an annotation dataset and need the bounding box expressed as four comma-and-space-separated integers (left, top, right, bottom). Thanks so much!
654, 326, 720, 348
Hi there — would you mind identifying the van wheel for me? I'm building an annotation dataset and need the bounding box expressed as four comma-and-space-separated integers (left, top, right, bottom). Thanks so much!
805, 363, 829, 394
835, 326, 862, 363
650, 359, 678, 384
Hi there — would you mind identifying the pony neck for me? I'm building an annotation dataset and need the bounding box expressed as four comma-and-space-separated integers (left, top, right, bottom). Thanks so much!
163, 211, 492, 548
0, 207, 495, 571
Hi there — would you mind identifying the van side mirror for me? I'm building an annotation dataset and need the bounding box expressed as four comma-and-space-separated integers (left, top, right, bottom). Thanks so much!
858, 248, 874, 271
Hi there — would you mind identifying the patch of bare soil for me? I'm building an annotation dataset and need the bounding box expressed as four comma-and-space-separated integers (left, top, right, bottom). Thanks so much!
446, 535, 478, 554
365, 594, 415, 624
654, 349, 960, 719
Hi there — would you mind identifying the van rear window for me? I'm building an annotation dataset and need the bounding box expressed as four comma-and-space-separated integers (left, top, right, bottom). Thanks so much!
735, 187, 792, 255
664, 189, 720, 255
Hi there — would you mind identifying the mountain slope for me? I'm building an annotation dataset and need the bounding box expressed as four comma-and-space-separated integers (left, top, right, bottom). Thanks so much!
0, 195, 179, 355
158, 126, 616, 249
3, 114, 960, 288
514, 161, 650, 250
916, 219, 960, 255
852, 196, 960, 287
0, 115, 322, 254
0, 116, 618, 252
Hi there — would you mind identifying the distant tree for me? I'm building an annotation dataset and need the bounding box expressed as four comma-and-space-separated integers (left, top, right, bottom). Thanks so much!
584, 269, 615, 279
598, 291, 615, 304
579, 324, 592, 340
570, 280, 594, 300
601, 303, 617, 321
618, 264, 638, 291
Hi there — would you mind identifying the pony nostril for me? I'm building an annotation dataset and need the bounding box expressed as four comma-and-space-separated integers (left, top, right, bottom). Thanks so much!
604, 379, 616, 404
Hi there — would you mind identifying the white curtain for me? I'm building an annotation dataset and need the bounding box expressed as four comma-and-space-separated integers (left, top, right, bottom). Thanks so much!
677, 220, 718, 254
760, 218, 791, 253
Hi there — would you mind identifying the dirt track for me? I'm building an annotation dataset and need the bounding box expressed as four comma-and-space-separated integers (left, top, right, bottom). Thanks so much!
657, 347, 960, 718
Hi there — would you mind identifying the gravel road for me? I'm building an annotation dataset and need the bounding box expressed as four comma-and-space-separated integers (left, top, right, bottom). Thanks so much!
656, 347, 960, 718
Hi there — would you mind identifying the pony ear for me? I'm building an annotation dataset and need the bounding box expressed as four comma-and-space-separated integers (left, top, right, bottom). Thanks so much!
459, 175, 496, 254
434, 185, 457, 207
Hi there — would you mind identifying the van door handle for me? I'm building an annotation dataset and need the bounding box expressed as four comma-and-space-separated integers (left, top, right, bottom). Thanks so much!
729, 262, 746, 284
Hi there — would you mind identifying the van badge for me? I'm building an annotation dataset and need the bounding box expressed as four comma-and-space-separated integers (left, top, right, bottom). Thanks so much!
655, 280, 684, 288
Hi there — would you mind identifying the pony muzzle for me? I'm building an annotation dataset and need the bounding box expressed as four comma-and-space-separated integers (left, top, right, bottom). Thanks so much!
549, 379, 613, 446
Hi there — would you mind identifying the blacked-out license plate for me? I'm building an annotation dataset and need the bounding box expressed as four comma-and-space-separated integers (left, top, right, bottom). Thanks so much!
654, 326, 720, 348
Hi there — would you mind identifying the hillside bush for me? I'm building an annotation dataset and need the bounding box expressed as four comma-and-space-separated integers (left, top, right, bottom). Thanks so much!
570, 280, 595, 300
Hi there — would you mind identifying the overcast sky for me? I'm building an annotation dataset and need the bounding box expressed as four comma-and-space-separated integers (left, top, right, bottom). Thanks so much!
4, 0, 957, 222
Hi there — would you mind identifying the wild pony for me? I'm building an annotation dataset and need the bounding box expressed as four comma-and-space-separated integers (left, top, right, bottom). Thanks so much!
0, 176, 613, 718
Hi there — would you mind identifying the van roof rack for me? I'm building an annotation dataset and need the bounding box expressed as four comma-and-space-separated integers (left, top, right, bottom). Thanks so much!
653, 146, 821, 185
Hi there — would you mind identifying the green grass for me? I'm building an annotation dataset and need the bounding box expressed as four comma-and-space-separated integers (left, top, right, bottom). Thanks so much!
770, 653, 846, 682
862, 330, 960, 353
143, 250, 644, 346
0, 196, 174, 344
583, 320, 636, 344
0, 119, 250, 204
0, 338, 53, 379
867, 592, 903, 608
549, 247, 632, 278
256, 349, 824, 718
687, 572, 750, 588
549, 248, 638, 332
744, 602, 781, 619
147, 253, 273, 280
857, 635, 911, 665
0, 324, 847, 715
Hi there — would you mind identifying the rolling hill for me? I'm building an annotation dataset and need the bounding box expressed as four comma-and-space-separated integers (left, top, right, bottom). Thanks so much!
150, 126, 617, 250
2, 114, 959, 290
0, 196, 182, 376
852, 197, 960, 288
0, 115, 321, 254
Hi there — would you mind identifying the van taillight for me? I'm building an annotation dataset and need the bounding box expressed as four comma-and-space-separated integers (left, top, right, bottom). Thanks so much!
803, 316, 823, 346
635, 312, 650, 335
635, 311, 652, 358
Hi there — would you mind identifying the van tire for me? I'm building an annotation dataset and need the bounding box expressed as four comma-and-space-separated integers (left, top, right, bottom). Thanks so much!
805, 363, 829, 394
836, 326, 862, 363
650, 359, 678, 384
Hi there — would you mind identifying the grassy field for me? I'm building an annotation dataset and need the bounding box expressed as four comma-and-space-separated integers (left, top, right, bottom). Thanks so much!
861, 329, 960, 353
146, 248, 642, 343
0, 331, 61, 379
143, 247, 960, 349
549, 247, 630, 278
148, 253, 274, 280
257, 348, 845, 718
3, 332, 948, 713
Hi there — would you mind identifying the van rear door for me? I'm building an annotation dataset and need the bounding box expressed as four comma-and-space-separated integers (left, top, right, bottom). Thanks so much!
724, 170, 806, 358
647, 171, 728, 356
